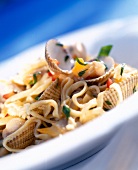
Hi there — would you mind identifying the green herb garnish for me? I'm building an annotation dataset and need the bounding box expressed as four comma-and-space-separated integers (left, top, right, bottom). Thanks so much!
104, 108, 110, 111
76, 58, 87, 66
104, 63, 108, 70
105, 100, 112, 105
97, 45, 113, 58
29, 72, 41, 85
62, 105, 70, 118
35, 92, 43, 100
64, 55, 69, 62
56, 43, 63, 47
133, 86, 136, 93
120, 63, 125, 76
29, 73, 37, 85
78, 69, 88, 77
93, 58, 100, 62
35, 96, 40, 100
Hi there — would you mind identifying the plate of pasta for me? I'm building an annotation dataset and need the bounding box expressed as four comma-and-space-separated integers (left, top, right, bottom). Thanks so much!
0, 17, 138, 169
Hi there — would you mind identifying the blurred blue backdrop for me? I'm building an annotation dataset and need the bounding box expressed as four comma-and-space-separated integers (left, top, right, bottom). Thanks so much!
0, 0, 138, 61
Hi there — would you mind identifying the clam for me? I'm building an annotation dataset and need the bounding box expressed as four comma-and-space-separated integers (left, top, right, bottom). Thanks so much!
45, 39, 87, 74
45, 39, 74, 74
85, 56, 115, 83
2, 118, 25, 138
0, 116, 17, 127
103, 73, 138, 110
3, 117, 38, 152
45, 39, 115, 84
39, 78, 61, 102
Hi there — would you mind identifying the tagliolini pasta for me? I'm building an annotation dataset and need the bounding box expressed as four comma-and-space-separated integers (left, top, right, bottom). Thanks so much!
0, 40, 138, 156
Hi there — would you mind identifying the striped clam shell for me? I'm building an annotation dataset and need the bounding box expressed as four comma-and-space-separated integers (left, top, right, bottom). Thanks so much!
3, 117, 37, 152
45, 39, 115, 84
39, 78, 61, 102
45, 39, 73, 75
103, 73, 138, 110
86, 66, 114, 84
86, 56, 115, 84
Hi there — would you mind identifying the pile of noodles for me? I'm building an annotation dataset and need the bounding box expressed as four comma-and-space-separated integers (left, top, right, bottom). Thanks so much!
0, 55, 137, 156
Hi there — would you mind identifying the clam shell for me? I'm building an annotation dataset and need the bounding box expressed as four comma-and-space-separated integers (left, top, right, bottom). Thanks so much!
86, 66, 114, 84
3, 117, 37, 152
45, 39, 115, 83
39, 78, 61, 102
45, 39, 73, 75
103, 74, 138, 110
0, 116, 17, 126
85, 56, 115, 84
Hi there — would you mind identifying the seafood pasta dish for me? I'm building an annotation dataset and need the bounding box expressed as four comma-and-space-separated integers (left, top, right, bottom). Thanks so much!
0, 39, 138, 156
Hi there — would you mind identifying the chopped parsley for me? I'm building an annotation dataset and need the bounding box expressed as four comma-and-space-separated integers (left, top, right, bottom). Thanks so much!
62, 105, 70, 118
35, 96, 40, 100
35, 92, 43, 100
104, 108, 110, 111
29, 73, 37, 85
56, 42, 63, 47
133, 86, 136, 93
29, 72, 41, 85
78, 69, 88, 77
120, 63, 125, 76
104, 63, 108, 70
64, 55, 69, 62
93, 58, 100, 62
76, 58, 87, 66
105, 100, 112, 105
97, 45, 113, 58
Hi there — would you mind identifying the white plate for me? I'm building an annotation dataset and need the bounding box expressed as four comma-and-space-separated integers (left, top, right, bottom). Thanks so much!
0, 17, 138, 170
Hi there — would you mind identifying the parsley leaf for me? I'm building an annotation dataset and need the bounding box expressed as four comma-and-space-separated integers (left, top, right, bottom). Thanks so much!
78, 69, 88, 77
120, 63, 125, 76
133, 86, 136, 93
98, 45, 113, 58
56, 43, 63, 47
104, 63, 108, 70
35, 96, 40, 100
35, 92, 43, 100
29, 73, 37, 85
64, 55, 69, 62
105, 100, 112, 105
93, 58, 100, 62
62, 105, 70, 118
76, 58, 87, 66
104, 108, 110, 111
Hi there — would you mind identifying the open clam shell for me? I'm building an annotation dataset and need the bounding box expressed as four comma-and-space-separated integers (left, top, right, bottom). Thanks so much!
39, 78, 61, 102
45, 39, 88, 75
86, 56, 115, 83
103, 73, 138, 110
3, 117, 37, 152
45, 39, 114, 83
45, 39, 73, 74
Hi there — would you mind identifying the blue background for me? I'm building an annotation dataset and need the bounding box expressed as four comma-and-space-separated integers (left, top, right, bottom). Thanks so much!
0, 0, 138, 61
